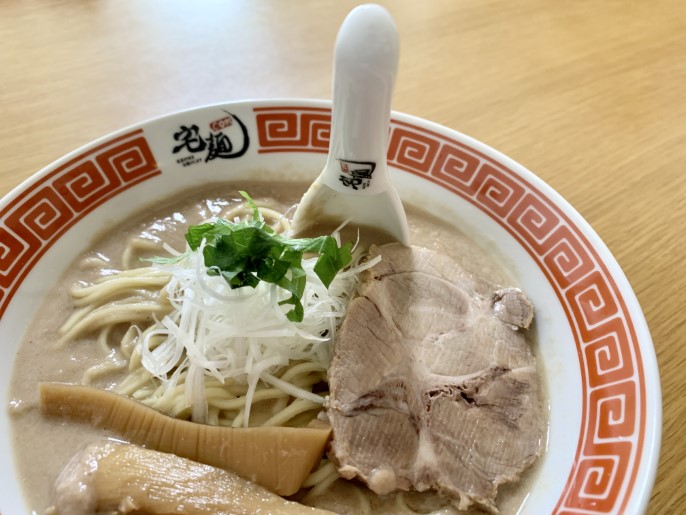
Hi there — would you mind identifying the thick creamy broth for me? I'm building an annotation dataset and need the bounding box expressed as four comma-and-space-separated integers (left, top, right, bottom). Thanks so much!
8, 181, 542, 514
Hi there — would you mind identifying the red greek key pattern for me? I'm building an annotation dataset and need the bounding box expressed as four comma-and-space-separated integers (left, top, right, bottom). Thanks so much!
0, 130, 160, 317
253, 106, 647, 514
254, 107, 330, 153
388, 126, 441, 174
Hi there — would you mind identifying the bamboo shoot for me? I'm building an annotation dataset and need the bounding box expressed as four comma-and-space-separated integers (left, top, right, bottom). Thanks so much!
39, 382, 331, 496
48, 441, 336, 514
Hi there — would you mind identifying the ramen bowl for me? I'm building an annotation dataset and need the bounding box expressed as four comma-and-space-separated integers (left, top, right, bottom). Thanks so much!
0, 99, 660, 514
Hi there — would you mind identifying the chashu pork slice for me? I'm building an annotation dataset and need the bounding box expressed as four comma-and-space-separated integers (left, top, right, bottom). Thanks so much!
327, 244, 544, 513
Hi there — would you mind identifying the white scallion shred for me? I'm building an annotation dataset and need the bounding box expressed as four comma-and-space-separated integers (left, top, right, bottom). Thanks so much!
140, 242, 381, 427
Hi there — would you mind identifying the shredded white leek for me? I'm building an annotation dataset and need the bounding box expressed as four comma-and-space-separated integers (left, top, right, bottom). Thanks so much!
140, 243, 380, 427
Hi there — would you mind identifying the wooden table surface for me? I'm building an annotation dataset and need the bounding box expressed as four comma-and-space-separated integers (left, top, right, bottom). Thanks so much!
1, 1, 683, 513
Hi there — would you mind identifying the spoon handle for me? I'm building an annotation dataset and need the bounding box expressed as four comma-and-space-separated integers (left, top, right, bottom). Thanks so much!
322, 4, 398, 196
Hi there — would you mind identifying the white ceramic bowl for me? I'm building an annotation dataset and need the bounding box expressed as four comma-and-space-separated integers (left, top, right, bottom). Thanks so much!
0, 99, 660, 514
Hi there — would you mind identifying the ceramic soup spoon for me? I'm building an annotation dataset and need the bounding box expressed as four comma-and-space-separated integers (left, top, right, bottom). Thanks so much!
290, 4, 409, 245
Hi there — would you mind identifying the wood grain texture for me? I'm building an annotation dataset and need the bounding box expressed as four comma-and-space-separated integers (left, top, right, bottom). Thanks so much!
1, 0, 683, 513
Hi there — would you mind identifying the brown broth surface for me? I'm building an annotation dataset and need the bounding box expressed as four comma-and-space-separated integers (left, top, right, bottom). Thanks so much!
8, 181, 541, 514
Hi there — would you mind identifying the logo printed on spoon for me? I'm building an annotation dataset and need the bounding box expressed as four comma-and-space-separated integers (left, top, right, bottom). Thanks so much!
338, 159, 376, 190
